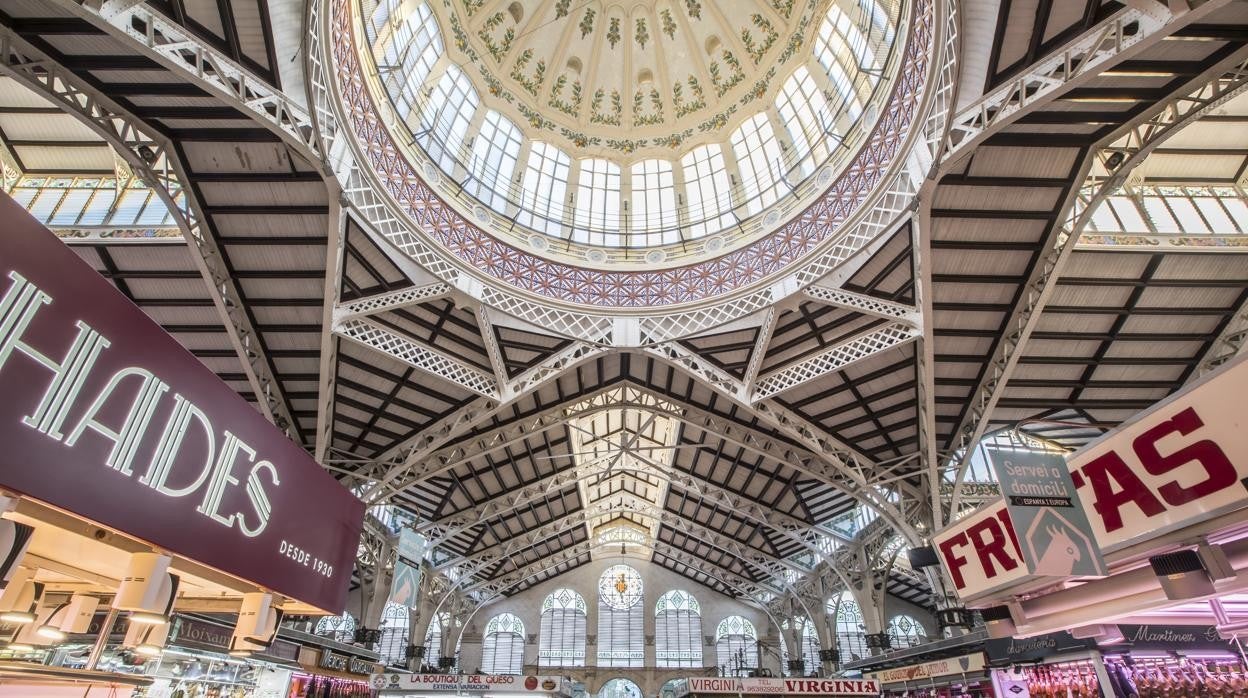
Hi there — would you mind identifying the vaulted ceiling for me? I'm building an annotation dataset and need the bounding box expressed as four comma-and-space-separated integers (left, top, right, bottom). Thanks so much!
0, 0, 1245, 619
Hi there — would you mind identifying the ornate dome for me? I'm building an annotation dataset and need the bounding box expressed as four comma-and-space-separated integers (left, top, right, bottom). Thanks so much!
327, 0, 945, 322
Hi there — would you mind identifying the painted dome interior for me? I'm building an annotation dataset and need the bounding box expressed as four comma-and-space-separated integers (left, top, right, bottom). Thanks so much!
357, 0, 906, 266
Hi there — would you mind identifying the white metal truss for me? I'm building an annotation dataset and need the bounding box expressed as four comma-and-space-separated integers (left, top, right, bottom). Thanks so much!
910, 215, 944, 525
73, 0, 322, 164
334, 317, 499, 397
476, 306, 509, 387
333, 282, 453, 322
0, 26, 303, 442
801, 286, 921, 323
743, 308, 779, 395
752, 322, 922, 401
1196, 295, 1248, 377
642, 342, 921, 544
941, 2, 1183, 165
315, 202, 349, 461
438, 494, 811, 598
946, 48, 1248, 515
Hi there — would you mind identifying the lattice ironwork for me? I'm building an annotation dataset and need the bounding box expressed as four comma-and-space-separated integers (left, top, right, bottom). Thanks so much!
753, 322, 921, 401
945, 47, 1248, 517
336, 283, 454, 321
0, 24, 302, 441
801, 286, 920, 322
335, 317, 499, 397
940, 4, 1176, 164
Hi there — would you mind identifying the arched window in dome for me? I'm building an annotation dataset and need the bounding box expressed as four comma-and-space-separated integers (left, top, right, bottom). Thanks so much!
888, 614, 928, 649
424, 613, 461, 672
466, 110, 523, 213
814, 7, 875, 120
376, 602, 410, 666
539, 588, 587, 668
731, 113, 785, 216
363, 0, 443, 121
573, 159, 622, 245
517, 142, 570, 236
481, 612, 525, 674
655, 590, 702, 668
680, 145, 736, 239
715, 616, 758, 677
597, 565, 644, 667
776, 66, 834, 176
829, 591, 868, 662
630, 159, 678, 246
315, 612, 355, 644
419, 65, 479, 175
598, 678, 643, 698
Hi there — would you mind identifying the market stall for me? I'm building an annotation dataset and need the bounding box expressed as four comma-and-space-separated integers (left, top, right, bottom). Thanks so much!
864, 652, 991, 697
370, 673, 573, 698
674, 676, 880, 698
0, 195, 366, 696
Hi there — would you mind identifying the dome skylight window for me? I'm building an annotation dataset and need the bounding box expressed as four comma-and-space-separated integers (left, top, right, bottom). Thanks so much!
356, 0, 907, 261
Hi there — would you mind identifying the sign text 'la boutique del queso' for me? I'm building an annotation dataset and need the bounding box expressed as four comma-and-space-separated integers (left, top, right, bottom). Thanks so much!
0, 193, 364, 613
932, 353, 1248, 602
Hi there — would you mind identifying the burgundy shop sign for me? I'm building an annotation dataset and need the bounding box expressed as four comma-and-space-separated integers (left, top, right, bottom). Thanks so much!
0, 193, 363, 612
171, 616, 300, 662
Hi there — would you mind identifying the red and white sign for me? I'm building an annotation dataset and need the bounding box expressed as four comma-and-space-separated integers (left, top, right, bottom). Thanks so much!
935, 355, 1248, 600
931, 500, 1030, 600
681, 678, 879, 696
369, 674, 569, 694
865, 653, 986, 685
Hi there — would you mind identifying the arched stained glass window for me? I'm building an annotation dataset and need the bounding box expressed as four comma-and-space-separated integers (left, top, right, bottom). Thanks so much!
424, 613, 461, 672
539, 588, 587, 667
377, 602, 410, 666
315, 613, 355, 644
655, 590, 702, 668
888, 614, 927, 649
715, 616, 758, 677
597, 565, 644, 667
830, 592, 868, 662
599, 678, 643, 698
481, 612, 525, 675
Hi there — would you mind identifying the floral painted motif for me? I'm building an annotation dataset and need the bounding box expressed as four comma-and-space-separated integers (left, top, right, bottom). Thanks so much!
741, 14, 779, 65
590, 88, 622, 126
477, 11, 515, 61
661, 9, 677, 39
579, 8, 595, 38
333, 0, 936, 307
607, 17, 621, 49
685, 0, 702, 20
555, 0, 572, 19
510, 49, 546, 96
632, 88, 664, 126
635, 18, 649, 48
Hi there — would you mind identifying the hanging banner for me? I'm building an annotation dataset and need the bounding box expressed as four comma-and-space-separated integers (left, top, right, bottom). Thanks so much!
865, 652, 986, 684
370, 674, 571, 695
390, 528, 426, 606
680, 677, 880, 696
990, 447, 1107, 579
934, 355, 1248, 601
0, 193, 364, 612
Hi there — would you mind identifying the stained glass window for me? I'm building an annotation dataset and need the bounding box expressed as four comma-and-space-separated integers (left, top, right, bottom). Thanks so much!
376, 602, 410, 666
599, 678, 643, 698
597, 565, 644, 667
315, 613, 356, 644
482, 612, 525, 674
655, 590, 702, 668
715, 616, 758, 676
539, 588, 587, 667
829, 592, 868, 662
888, 614, 927, 649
